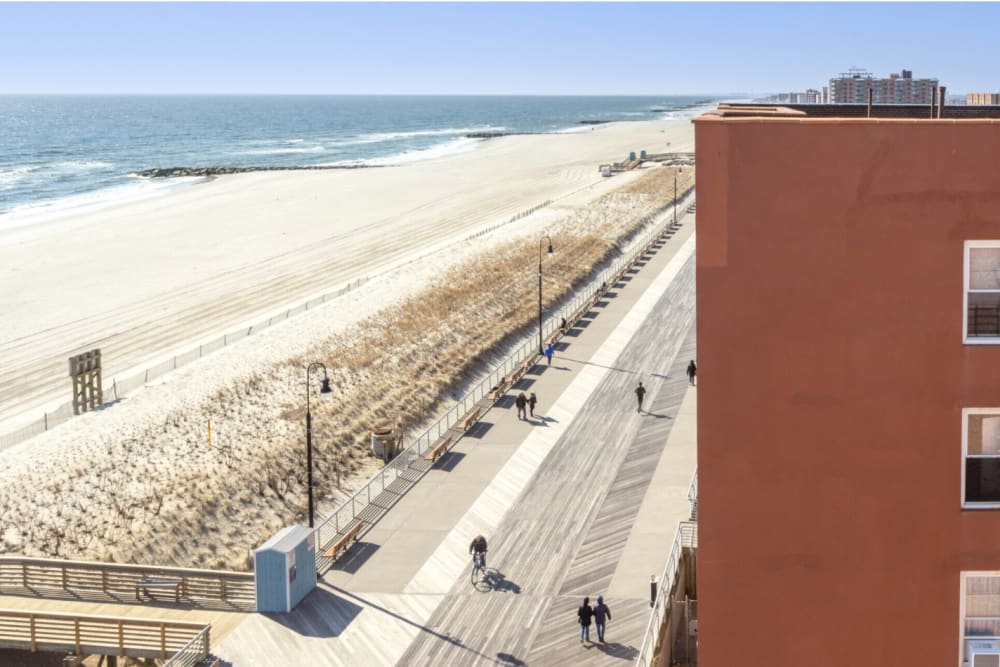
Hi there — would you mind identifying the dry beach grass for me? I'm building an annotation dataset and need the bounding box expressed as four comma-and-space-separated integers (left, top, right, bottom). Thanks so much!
0, 166, 694, 571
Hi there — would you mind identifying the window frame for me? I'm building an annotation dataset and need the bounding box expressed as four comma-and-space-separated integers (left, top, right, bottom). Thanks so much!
960, 571, 1000, 666
964, 240, 1000, 344
962, 408, 1000, 509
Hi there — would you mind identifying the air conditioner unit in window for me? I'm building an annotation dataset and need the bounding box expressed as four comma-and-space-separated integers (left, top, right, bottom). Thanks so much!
968, 639, 1000, 667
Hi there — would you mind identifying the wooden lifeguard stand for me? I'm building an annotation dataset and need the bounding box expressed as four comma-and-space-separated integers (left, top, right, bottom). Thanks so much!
69, 348, 103, 415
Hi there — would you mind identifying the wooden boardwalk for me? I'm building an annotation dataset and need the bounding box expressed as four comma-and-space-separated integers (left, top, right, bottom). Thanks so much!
216, 210, 697, 666
398, 282, 695, 666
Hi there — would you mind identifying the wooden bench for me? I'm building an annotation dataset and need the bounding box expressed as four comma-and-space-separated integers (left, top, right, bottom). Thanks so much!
135, 579, 183, 603
322, 521, 365, 560
424, 435, 453, 462
488, 379, 510, 401
458, 407, 481, 431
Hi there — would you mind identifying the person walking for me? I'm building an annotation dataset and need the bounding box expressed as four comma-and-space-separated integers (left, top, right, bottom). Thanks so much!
593, 595, 612, 643
635, 382, 646, 413
687, 360, 697, 386
577, 596, 594, 644
544, 343, 554, 366
528, 392, 538, 418
515, 392, 527, 420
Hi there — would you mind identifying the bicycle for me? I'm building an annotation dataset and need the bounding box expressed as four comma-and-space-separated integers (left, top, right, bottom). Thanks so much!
471, 550, 487, 585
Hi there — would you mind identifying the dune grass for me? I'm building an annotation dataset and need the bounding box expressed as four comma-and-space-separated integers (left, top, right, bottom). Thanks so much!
0, 166, 694, 570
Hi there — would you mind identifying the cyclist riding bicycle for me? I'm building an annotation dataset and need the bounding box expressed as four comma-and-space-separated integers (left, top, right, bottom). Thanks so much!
469, 534, 488, 569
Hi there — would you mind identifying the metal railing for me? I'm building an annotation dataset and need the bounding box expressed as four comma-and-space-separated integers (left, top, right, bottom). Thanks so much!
688, 467, 698, 521
0, 197, 563, 452
636, 518, 698, 667
0, 608, 209, 662
0, 557, 255, 610
314, 188, 696, 567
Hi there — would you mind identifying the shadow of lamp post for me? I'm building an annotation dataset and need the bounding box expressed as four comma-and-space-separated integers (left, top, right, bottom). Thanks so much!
305, 362, 332, 528
538, 234, 554, 355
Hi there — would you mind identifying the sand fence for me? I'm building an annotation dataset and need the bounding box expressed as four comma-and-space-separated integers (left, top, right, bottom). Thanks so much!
0, 198, 560, 452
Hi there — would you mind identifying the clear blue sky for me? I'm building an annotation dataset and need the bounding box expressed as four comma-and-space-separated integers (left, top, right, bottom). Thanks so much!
3, 2, 998, 95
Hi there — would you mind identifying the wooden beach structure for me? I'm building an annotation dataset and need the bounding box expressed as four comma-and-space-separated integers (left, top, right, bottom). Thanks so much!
605, 150, 695, 174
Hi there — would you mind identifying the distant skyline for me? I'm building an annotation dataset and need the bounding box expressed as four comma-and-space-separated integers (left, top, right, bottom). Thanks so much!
3, 2, 1000, 95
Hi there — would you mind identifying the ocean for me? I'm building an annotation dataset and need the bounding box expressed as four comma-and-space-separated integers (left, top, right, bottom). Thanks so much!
0, 95, 717, 224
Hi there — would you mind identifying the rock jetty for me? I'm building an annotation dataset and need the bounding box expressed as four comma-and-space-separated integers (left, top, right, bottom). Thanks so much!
135, 165, 382, 178
465, 132, 513, 139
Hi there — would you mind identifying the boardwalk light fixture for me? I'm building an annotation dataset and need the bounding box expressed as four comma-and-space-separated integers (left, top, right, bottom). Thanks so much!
539, 235, 554, 355
674, 167, 682, 225
305, 362, 332, 528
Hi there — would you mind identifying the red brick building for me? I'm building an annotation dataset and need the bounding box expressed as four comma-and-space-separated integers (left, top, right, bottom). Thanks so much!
694, 105, 1000, 667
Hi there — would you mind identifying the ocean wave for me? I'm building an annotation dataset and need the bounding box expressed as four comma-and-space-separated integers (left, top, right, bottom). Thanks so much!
0, 175, 203, 231
236, 145, 328, 156
0, 160, 114, 187
51, 160, 115, 171
326, 125, 506, 148
0, 166, 38, 187
319, 136, 482, 167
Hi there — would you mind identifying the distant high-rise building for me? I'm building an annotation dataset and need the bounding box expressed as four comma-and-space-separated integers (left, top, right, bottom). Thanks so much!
968, 92, 1000, 105
822, 86, 829, 104
829, 67, 938, 104
805, 89, 821, 104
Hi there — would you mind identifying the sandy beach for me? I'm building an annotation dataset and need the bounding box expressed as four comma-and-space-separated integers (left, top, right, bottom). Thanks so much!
0, 113, 697, 568
1, 117, 692, 426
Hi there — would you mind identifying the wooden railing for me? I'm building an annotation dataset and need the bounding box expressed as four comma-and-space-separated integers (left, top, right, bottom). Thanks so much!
0, 557, 255, 610
163, 624, 213, 667
0, 608, 209, 662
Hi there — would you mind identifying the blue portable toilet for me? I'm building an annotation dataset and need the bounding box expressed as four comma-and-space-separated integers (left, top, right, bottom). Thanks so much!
640, 150, 647, 159
254, 525, 317, 613
629, 151, 637, 161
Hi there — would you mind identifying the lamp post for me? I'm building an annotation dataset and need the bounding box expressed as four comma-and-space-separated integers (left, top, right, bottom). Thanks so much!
305, 362, 332, 528
538, 235, 553, 355
674, 167, 682, 225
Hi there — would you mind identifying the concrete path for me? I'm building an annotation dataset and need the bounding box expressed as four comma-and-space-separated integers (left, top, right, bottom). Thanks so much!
215, 211, 698, 666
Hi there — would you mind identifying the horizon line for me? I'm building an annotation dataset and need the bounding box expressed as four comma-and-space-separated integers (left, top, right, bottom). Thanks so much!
0, 92, 749, 98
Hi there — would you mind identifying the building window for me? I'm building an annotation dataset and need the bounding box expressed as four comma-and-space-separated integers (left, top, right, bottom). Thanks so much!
961, 572, 1000, 665
965, 242, 1000, 342
963, 410, 1000, 507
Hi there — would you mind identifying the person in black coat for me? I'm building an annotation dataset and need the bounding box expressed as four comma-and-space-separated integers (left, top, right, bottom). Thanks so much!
578, 596, 594, 643
593, 595, 612, 643
515, 392, 527, 420
687, 360, 697, 386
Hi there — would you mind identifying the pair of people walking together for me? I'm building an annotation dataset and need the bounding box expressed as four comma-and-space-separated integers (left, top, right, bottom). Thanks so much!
515, 392, 537, 419
577, 595, 612, 644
